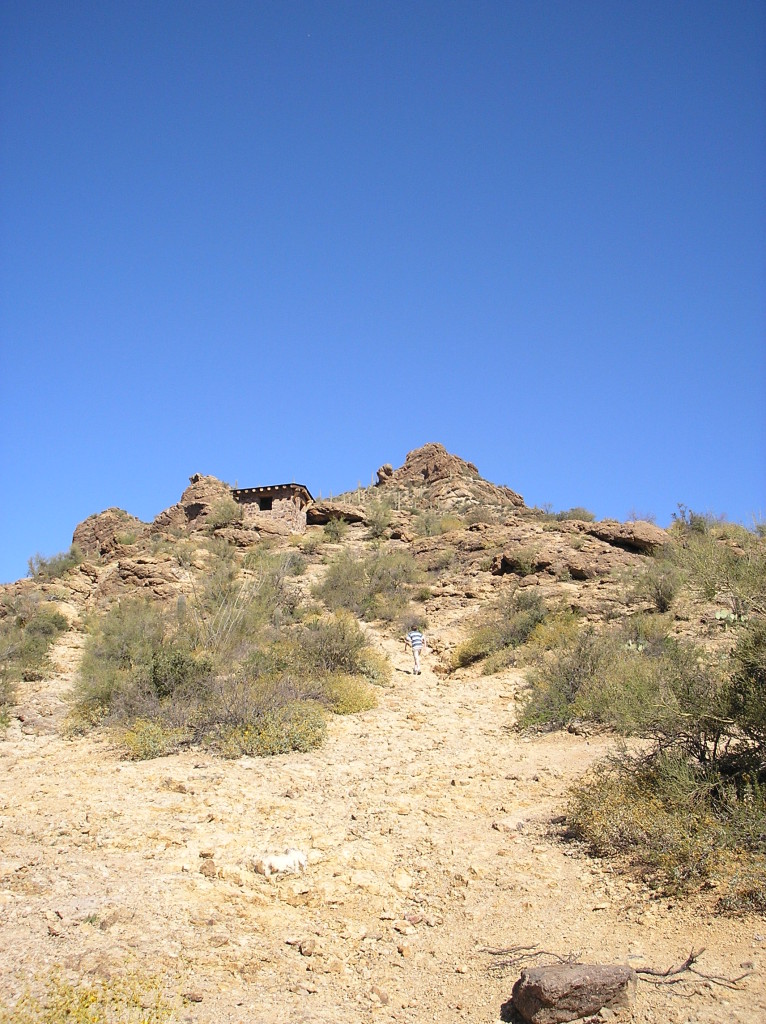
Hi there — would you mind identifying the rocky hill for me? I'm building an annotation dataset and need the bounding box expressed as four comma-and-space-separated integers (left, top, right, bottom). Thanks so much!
0, 445, 763, 1024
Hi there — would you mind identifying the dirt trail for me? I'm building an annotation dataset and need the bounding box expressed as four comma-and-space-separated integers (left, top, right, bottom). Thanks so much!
0, 630, 763, 1023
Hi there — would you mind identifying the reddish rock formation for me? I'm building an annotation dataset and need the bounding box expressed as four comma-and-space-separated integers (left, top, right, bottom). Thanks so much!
374, 443, 524, 513
72, 508, 147, 559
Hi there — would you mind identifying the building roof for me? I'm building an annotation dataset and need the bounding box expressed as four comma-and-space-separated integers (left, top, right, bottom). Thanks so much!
231, 483, 314, 504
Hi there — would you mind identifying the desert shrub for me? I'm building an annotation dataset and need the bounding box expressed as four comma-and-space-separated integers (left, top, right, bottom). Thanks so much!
0, 600, 69, 700
27, 545, 83, 580
424, 548, 455, 574
0, 967, 175, 1024
452, 590, 546, 670
219, 700, 326, 757
555, 507, 596, 522
415, 511, 465, 536
300, 532, 323, 555
121, 718, 187, 759
524, 609, 582, 655
324, 517, 348, 542
543, 598, 766, 892
518, 618, 728, 742
186, 547, 300, 653
669, 516, 766, 616
504, 546, 539, 577
357, 647, 393, 687
518, 627, 609, 727
568, 754, 731, 891
206, 497, 243, 530
76, 599, 213, 723
300, 612, 370, 674
316, 549, 418, 621
317, 672, 377, 714
725, 618, 766, 760
632, 554, 683, 612
367, 501, 392, 539
465, 506, 497, 525
75, 548, 389, 758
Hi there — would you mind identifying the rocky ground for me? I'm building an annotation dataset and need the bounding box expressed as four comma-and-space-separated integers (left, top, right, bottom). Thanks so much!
1, 623, 764, 1024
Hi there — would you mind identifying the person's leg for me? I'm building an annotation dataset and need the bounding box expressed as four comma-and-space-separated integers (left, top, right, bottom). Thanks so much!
413, 647, 420, 674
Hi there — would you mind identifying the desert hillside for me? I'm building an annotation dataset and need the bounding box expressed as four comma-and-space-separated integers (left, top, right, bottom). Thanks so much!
1, 444, 764, 1024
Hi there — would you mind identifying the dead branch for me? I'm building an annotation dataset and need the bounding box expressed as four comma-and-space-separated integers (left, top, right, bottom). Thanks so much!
483, 944, 580, 973
636, 948, 753, 990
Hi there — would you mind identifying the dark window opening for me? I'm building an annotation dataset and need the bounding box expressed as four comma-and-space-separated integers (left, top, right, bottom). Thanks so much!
259, 496, 273, 511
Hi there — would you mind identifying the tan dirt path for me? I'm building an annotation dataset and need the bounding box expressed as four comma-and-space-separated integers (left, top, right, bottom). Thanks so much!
0, 630, 764, 1023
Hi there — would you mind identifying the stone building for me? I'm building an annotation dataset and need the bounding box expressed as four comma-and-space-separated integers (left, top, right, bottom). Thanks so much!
231, 483, 313, 533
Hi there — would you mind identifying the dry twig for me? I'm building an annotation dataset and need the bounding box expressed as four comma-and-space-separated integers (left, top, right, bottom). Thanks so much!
637, 948, 753, 990
483, 945, 580, 974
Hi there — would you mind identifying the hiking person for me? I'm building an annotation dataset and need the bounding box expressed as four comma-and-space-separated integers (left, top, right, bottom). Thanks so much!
404, 625, 426, 675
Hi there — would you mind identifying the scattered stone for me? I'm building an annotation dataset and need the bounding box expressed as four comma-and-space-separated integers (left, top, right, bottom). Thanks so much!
370, 984, 389, 1005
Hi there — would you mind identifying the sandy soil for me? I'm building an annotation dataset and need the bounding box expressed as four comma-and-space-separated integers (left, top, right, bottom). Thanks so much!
1, 627, 764, 1023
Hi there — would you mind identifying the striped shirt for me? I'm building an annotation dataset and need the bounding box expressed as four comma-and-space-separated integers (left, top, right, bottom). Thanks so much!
406, 630, 424, 650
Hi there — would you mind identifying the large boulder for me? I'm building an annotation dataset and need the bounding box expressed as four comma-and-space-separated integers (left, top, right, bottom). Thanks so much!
306, 501, 369, 526
72, 508, 147, 559
510, 963, 637, 1024
152, 474, 232, 533
579, 519, 669, 554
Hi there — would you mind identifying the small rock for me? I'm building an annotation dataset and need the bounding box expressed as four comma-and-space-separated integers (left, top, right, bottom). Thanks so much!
392, 868, 413, 892
370, 985, 389, 1005
393, 920, 416, 935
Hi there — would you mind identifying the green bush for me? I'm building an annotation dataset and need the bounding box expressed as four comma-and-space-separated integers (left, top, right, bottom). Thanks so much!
300, 533, 323, 555
726, 618, 766, 759
27, 545, 83, 579
318, 672, 377, 714
670, 518, 766, 616
324, 517, 348, 542
632, 554, 683, 612
300, 611, 370, 674
76, 599, 213, 724
122, 718, 187, 760
315, 549, 419, 621
555, 507, 596, 522
567, 755, 730, 891
219, 700, 326, 757
206, 497, 243, 530
367, 501, 392, 539
415, 511, 465, 537
452, 589, 546, 671
0, 600, 69, 702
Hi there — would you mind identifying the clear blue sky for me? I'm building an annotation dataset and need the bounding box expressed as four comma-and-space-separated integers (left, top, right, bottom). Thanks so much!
1, 1, 764, 583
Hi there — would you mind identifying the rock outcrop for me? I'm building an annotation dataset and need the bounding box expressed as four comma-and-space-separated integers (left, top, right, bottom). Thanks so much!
374, 443, 524, 514
578, 519, 669, 554
72, 508, 147, 559
152, 474, 232, 533
306, 501, 369, 526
